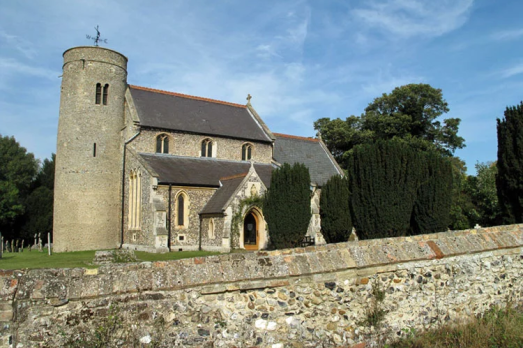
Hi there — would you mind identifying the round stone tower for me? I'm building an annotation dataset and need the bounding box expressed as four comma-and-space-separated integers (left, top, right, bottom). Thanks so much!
53, 46, 128, 252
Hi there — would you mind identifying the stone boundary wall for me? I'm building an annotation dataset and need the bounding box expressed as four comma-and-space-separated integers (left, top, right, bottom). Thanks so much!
0, 225, 522, 347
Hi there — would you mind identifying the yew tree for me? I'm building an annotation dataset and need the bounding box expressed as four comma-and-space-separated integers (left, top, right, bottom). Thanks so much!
496, 103, 523, 223
320, 175, 352, 243
264, 163, 311, 249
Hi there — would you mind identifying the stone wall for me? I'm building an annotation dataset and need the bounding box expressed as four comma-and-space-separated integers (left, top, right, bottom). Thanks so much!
1, 225, 522, 347
163, 186, 216, 251
130, 128, 273, 164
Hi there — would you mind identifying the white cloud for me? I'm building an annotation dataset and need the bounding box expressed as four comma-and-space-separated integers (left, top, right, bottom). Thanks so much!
500, 62, 523, 78
0, 30, 36, 59
490, 28, 523, 41
352, 0, 474, 38
0, 58, 58, 80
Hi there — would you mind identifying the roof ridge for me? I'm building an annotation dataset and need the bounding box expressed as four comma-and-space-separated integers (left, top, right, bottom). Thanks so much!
273, 133, 319, 142
220, 173, 248, 181
129, 85, 246, 109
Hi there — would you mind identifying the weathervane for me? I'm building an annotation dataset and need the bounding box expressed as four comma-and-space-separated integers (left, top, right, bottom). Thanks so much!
86, 25, 108, 47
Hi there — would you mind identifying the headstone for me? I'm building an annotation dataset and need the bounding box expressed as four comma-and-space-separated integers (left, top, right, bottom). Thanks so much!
348, 227, 359, 242
21, 240, 24, 252
5, 240, 9, 253
474, 224, 481, 229
38, 233, 42, 252
34, 234, 37, 249
0, 234, 2, 259
47, 233, 51, 256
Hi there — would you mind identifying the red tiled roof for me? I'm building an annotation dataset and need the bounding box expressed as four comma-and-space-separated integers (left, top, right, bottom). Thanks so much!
220, 173, 248, 181
273, 133, 319, 143
129, 85, 246, 109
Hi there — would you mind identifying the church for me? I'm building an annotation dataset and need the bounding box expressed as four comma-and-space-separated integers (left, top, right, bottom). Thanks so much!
53, 46, 343, 253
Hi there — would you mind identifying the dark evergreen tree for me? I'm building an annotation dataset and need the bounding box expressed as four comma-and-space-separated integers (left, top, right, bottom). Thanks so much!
264, 163, 312, 249
0, 135, 39, 239
411, 151, 453, 234
20, 154, 55, 241
347, 140, 420, 239
496, 103, 523, 223
320, 175, 352, 243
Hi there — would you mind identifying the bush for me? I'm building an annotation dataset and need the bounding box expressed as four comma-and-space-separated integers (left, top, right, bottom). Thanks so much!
411, 151, 453, 234
496, 102, 523, 224
347, 140, 453, 239
348, 140, 420, 239
320, 175, 352, 243
264, 163, 311, 249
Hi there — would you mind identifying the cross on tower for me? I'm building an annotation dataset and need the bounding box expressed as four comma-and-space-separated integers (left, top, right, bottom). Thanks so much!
246, 94, 252, 105
86, 25, 108, 47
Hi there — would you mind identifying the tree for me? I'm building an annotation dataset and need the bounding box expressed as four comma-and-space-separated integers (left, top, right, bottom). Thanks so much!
21, 154, 55, 240
0, 135, 38, 238
411, 151, 453, 234
496, 103, 523, 223
264, 163, 312, 249
347, 140, 420, 239
320, 175, 352, 243
314, 84, 465, 167
467, 162, 502, 227
448, 157, 478, 230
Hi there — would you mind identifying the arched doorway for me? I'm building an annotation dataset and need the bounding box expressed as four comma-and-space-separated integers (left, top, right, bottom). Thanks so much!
243, 212, 258, 250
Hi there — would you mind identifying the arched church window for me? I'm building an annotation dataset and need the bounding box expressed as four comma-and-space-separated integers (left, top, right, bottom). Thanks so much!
103, 84, 109, 105
201, 138, 213, 157
156, 134, 169, 154
128, 170, 142, 229
176, 192, 189, 227
95, 83, 102, 104
242, 143, 253, 161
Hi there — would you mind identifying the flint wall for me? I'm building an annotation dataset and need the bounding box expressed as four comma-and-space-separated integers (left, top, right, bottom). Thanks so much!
0, 225, 522, 347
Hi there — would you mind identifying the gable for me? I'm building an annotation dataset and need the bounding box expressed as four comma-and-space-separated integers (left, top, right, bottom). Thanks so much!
129, 86, 272, 143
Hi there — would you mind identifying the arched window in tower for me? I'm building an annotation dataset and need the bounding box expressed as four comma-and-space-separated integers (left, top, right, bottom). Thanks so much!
201, 138, 213, 157
242, 143, 253, 161
208, 218, 215, 239
155, 134, 169, 154
103, 84, 109, 105
176, 192, 188, 227
95, 83, 102, 104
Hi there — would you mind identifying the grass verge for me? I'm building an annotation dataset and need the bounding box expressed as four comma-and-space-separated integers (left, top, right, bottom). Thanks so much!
0, 249, 220, 270
385, 306, 523, 348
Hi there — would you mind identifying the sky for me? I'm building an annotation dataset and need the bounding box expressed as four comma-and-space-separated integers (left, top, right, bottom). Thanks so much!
1, 0, 523, 174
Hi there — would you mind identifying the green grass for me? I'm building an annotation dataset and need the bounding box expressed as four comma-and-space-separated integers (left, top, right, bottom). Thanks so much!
134, 250, 219, 262
385, 306, 523, 348
0, 249, 220, 270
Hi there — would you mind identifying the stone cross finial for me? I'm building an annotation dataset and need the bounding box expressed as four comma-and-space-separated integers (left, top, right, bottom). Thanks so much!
246, 94, 252, 105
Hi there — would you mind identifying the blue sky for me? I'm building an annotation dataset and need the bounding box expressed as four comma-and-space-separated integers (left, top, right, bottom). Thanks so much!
1, 0, 523, 174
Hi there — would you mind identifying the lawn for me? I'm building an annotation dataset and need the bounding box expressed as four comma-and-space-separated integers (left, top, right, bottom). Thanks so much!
0, 249, 220, 270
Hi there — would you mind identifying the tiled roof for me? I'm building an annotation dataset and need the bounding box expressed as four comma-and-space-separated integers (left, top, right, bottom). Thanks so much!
200, 176, 246, 215
129, 85, 245, 108
272, 133, 319, 142
139, 153, 273, 188
129, 85, 272, 143
273, 134, 343, 186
